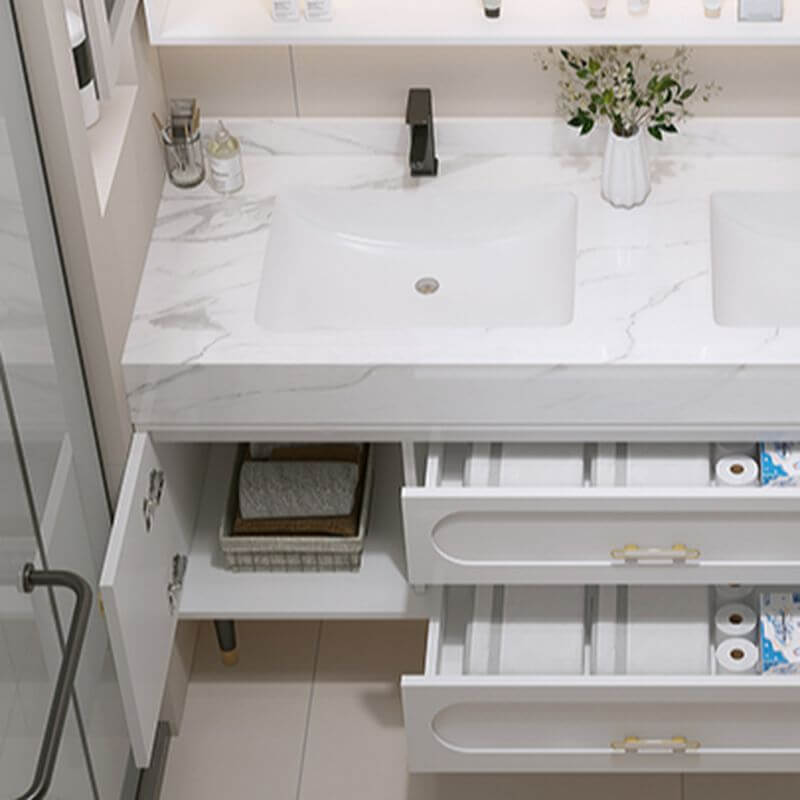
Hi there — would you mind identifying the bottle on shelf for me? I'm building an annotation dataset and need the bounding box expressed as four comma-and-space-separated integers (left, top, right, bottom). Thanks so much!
271, 0, 300, 22
588, 0, 608, 17
738, 0, 783, 20
482, 0, 501, 18
65, 9, 99, 128
306, 0, 333, 21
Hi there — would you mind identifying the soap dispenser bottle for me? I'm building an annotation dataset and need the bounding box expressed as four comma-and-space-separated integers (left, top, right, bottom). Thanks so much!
205, 121, 244, 194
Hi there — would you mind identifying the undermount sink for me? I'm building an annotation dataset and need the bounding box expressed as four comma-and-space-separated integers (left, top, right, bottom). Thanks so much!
711, 192, 800, 327
255, 188, 577, 332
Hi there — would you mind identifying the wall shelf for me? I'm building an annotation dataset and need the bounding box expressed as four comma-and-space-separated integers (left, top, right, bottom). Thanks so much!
145, 0, 800, 46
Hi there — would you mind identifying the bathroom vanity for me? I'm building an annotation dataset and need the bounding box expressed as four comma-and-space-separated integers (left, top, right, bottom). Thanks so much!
101, 118, 800, 775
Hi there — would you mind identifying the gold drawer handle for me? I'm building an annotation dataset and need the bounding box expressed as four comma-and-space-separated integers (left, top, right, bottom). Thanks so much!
610, 544, 700, 563
611, 736, 701, 754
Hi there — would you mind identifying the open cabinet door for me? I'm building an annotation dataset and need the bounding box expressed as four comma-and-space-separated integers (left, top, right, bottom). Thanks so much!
100, 434, 208, 767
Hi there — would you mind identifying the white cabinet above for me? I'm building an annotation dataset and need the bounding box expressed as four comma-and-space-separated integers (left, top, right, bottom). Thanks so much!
144, 0, 800, 46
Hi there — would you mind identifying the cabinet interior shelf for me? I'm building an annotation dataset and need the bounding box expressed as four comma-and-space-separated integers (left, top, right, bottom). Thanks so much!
179, 444, 440, 620
145, 0, 800, 45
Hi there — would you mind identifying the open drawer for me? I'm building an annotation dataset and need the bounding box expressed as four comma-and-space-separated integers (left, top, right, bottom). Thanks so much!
402, 585, 800, 773
401, 442, 800, 585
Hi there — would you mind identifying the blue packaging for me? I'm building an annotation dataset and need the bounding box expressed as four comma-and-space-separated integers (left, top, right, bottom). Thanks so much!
760, 591, 800, 675
759, 442, 800, 487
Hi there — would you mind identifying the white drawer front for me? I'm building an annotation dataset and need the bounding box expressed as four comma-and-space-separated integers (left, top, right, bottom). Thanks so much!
100, 434, 208, 768
402, 680, 800, 772
402, 586, 800, 773
402, 443, 800, 585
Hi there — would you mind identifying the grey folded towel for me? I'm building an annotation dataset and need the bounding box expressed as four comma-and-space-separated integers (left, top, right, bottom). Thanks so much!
238, 460, 360, 520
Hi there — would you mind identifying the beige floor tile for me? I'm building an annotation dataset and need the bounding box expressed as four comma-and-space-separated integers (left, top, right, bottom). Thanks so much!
299, 621, 681, 800
685, 774, 800, 800
161, 620, 319, 800
409, 774, 681, 800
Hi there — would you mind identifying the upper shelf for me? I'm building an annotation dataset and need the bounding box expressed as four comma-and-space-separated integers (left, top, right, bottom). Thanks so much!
145, 0, 800, 46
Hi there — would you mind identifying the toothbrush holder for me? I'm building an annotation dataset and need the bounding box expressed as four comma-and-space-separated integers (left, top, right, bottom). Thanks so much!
160, 124, 205, 189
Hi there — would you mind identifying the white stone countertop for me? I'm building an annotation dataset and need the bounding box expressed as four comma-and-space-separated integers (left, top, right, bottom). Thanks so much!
124, 119, 800, 435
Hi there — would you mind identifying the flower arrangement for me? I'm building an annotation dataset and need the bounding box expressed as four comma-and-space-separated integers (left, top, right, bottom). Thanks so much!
540, 46, 720, 140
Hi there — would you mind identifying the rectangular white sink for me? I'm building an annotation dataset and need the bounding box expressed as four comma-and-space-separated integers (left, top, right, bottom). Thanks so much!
711, 192, 800, 327
255, 187, 577, 332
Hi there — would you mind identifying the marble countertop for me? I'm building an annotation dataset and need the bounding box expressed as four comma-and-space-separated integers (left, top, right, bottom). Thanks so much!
124, 119, 800, 435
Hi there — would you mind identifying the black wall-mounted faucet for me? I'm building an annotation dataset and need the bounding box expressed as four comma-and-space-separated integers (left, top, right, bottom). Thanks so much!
406, 88, 438, 177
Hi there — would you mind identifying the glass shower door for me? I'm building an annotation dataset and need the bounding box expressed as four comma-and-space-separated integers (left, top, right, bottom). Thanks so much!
0, 0, 132, 796
0, 365, 96, 799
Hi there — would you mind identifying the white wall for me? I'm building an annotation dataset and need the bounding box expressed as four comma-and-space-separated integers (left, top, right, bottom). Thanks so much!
15, 4, 166, 496
159, 45, 800, 118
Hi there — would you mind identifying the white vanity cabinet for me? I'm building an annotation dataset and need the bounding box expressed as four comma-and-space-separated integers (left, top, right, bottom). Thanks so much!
100, 434, 800, 773
100, 436, 208, 767
99, 435, 439, 768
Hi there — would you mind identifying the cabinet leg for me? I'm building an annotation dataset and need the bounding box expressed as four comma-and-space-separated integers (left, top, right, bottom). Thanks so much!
213, 620, 238, 667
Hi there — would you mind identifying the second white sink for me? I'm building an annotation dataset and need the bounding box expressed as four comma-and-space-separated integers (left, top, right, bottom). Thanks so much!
255, 187, 577, 332
711, 192, 800, 327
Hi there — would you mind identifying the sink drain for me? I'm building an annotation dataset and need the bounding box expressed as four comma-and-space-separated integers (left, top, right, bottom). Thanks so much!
415, 277, 440, 296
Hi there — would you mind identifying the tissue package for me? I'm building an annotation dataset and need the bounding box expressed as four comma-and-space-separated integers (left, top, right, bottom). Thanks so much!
759, 443, 800, 487
760, 592, 800, 675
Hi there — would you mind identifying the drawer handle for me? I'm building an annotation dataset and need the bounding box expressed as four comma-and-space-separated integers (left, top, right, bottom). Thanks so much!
610, 544, 700, 564
611, 736, 701, 754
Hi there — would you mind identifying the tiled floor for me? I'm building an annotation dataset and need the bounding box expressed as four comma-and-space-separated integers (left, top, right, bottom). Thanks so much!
161, 620, 800, 800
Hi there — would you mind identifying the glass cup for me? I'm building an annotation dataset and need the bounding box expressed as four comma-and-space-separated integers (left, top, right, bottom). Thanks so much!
161, 124, 205, 189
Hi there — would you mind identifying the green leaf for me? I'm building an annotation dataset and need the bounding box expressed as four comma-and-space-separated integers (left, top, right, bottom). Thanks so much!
580, 118, 595, 135
648, 126, 664, 141
658, 76, 679, 92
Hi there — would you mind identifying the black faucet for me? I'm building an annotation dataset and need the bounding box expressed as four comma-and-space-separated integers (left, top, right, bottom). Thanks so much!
406, 88, 438, 177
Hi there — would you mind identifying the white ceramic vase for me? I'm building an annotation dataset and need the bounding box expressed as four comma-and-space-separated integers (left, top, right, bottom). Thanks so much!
601, 127, 651, 208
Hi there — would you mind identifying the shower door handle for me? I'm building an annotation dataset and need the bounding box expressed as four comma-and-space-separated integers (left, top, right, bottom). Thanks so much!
15, 564, 92, 800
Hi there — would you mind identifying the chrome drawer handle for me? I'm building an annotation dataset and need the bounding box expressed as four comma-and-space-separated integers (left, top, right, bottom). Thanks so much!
610, 544, 700, 564
611, 736, 700, 754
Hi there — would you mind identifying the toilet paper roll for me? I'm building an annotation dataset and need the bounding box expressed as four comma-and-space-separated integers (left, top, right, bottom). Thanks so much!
715, 603, 757, 646
716, 638, 759, 675
715, 455, 759, 487
715, 585, 754, 603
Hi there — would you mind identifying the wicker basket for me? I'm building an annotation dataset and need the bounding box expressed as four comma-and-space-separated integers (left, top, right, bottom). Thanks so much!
219, 445, 374, 572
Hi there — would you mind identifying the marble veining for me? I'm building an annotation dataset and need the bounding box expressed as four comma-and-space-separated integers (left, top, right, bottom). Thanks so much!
124, 119, 800, 432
